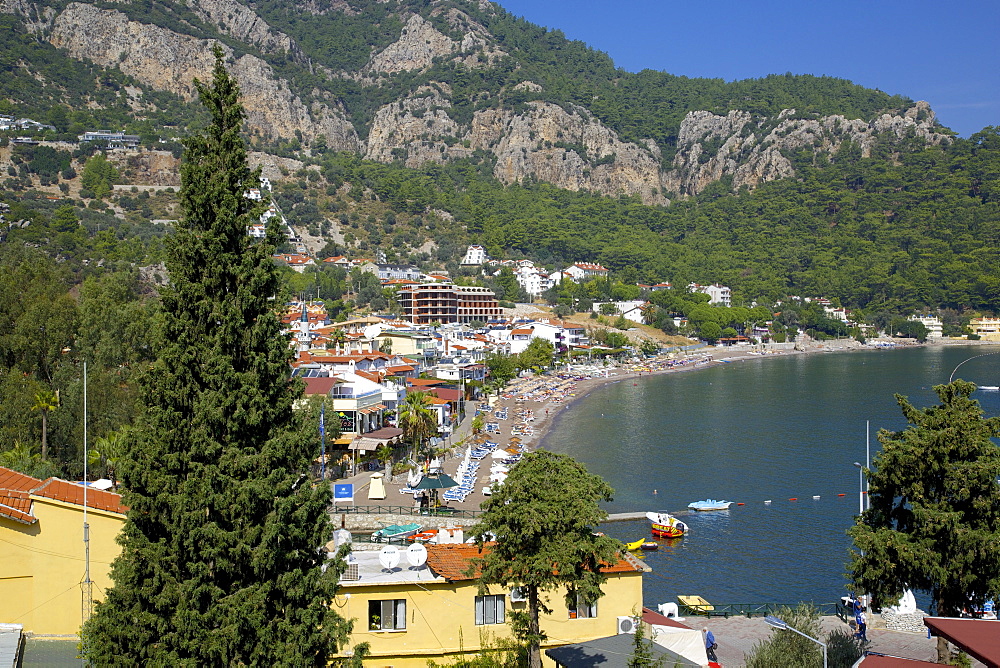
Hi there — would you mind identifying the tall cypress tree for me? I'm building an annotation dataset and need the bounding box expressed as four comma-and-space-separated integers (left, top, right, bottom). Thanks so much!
83, 48, 349, 666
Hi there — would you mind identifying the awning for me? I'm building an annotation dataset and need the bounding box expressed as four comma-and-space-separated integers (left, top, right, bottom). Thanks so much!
924, 617, 1000, 667
348, 426, 404, 451
359, 404, 386, 415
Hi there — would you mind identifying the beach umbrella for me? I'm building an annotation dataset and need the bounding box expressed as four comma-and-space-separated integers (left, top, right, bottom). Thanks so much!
413, 473, 459, 490
490, 449, 509, 459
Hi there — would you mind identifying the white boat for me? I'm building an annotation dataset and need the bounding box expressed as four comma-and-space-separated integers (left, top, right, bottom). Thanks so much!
687, 499, 733, 511
977, 385, 999, 391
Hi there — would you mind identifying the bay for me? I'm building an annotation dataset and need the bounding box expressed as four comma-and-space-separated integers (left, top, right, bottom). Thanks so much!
541, 344, 1000, 608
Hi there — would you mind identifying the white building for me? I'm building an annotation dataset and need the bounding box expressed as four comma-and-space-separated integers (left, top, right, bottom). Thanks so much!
514, 265, 553, 296
909, 314, 943, 339
592, 300, 648, 324
461, 245, 488, 266
563, 262, 609, 282
688, 283, 731, 306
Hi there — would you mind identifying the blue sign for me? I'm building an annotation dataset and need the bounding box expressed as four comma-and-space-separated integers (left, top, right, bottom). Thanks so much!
333, 484, 354, 503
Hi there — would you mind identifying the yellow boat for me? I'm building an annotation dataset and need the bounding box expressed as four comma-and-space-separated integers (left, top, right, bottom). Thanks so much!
625, 538, 645, 551
678, 595, 714, 615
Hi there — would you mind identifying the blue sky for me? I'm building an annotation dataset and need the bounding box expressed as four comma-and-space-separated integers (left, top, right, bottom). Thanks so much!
494, 0, 999, 137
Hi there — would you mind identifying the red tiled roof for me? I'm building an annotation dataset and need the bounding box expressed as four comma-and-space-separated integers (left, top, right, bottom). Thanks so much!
425, 543, 645, 582
0, 467, 42, 493
0, 490, 35, 524
302, 377, 340, 395
429, 388, 462, 402
386, 365, 414, 373
31, 478, 127, 514
407, 378, 446, 387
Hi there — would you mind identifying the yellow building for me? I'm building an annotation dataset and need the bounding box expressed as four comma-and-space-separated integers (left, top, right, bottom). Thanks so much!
334, 543, 649, 667
0, 467, 125, 636
969, 317, 1000, 341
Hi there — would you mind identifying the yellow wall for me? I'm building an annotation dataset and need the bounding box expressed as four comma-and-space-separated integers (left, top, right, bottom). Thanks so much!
0, 498, 123, 635
335, 573, 645, 667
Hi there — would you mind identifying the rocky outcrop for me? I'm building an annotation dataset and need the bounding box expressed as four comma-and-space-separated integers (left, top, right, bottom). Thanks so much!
363, 11, 504, 76
367, 91, 668, 204
182, 0, 305, 64
108, 149, 181, 186
665, 101, 949, 195
0, 0, 56, 31
47, 3, 360, 151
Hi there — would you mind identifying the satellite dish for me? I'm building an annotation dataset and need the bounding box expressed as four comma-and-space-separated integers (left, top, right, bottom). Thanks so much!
379, 545, 400, 570
407, 543, 428, 567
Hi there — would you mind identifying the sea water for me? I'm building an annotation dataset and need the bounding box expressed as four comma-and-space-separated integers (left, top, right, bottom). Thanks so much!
541, 345, 1000, 608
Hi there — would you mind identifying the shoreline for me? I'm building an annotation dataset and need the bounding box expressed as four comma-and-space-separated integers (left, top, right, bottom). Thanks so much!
360, 337, 993, 517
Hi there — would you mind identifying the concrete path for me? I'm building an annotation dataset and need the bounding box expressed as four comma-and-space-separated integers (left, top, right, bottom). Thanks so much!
698, 614, 944, 667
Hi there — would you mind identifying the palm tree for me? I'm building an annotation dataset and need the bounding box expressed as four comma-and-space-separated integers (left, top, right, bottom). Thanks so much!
398, 390, 437, 463
375, 444, 394, 480
88, 429, 127, 487
31, 389, 59, 460
328, 327, 347, 354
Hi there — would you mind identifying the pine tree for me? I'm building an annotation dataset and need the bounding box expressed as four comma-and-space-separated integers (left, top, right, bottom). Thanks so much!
848, 380, 1000, 663
472, 451, 620, 668
82, 48, 350, 666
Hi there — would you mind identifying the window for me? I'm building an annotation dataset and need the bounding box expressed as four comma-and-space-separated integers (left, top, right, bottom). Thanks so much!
475, 594, 506, 625
568, 594, 597, 619
369, 599, 406, 631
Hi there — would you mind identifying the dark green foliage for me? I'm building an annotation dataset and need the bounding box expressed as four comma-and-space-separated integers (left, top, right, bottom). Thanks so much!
472, 451, 620, 668
745, 604, 862, 668
82, 49, 349, 666
848, 381, 1000, 649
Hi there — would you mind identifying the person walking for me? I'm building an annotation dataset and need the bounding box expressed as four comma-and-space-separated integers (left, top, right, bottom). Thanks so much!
704, 627, 718, 662
855, 607, 868, 642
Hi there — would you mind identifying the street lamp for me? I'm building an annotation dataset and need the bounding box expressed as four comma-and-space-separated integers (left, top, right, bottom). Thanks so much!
764, 615, 827, 668
853, 462, 865, 516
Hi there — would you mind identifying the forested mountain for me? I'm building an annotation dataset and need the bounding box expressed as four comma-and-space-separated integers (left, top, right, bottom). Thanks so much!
2, 0, 1000, 480
2, 0, 949, 202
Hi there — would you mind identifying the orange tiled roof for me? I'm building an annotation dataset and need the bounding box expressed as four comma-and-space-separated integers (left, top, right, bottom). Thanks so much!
0, 467, 42, 493
425, 543, 645, 582
407, 378, 446, 387
31, 477, 128, 514
0, 489, 35, 524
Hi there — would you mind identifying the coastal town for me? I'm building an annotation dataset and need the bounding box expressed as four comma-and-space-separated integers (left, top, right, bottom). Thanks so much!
2, 13, 999, 663
3, 236, 998, 665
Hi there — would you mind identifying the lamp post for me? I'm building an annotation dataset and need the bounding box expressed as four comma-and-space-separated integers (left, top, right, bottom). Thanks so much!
853, 462, 865, 516
764, 615, 827, 668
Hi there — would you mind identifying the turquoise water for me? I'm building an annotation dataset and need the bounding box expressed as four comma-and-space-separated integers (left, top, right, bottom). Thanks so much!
541, 345, 1000, 608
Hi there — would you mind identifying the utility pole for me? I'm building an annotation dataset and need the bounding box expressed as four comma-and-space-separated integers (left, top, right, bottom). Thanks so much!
82, 361, 93, 627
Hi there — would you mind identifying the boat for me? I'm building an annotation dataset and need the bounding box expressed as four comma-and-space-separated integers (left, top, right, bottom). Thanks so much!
371, 522, 422, 543
407, 529, 439, 544
688, 499, 733, 511
645, 511, 688, 538
625, 538, 645, 551
678, 595, 714, 615
978, 385, 999, 391
640, 541, 659, 551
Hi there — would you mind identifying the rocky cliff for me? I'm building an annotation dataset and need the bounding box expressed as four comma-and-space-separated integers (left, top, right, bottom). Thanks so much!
39, 2, 360, 151
1, 0, 953, 203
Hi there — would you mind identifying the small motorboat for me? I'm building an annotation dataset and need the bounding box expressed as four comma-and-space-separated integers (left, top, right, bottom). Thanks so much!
371, 522, 422, 543
688, 499, 733, 511
978, 385, 999, 391
640, 541, 659, 551
625, 538, 645, 551
646, 511, 688, 538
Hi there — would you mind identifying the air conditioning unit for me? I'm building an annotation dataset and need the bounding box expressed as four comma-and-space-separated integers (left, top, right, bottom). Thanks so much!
617, 616, 636, 635
509, 587, 527, 603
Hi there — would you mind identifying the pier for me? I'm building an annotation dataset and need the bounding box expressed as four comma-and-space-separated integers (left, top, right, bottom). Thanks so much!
605, 512, 648, 522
